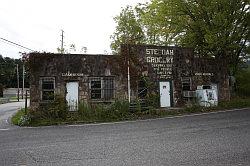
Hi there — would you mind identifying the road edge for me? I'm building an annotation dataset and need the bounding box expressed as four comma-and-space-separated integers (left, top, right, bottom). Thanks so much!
22, 107, 250, 129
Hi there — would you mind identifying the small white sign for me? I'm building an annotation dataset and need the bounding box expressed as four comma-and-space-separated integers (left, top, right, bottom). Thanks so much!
62, 71, 84, 77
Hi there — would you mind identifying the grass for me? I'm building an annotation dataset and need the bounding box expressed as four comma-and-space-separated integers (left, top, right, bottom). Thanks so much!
11, 97, 250, 127
11, 108, 26, 125
217, 97, 250, 109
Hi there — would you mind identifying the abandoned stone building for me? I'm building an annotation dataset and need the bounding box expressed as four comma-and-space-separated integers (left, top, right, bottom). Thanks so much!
28, 44, 230, 111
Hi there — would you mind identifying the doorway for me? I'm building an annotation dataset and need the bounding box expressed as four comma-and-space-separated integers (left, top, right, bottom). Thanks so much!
66, 82, 79, 111
159, 81, 171, 107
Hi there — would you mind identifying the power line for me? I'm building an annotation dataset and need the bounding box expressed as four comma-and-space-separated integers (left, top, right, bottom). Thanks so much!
0, 37, 35, 52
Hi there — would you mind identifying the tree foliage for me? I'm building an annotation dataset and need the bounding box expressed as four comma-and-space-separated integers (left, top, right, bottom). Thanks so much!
0, 54, 29, 89
110, 6, 145, 53
235, 65, 250, 96
111, 0, 250, 73
164, 0, 249, 74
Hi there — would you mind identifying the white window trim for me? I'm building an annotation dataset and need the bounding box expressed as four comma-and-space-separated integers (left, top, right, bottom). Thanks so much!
40, 77, 55, 101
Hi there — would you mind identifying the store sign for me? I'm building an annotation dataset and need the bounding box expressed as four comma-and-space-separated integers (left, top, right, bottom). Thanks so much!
145, 48, 174, 79
195, 72, 214, 76
62, 71, 84, 77
146, 48, 174, 56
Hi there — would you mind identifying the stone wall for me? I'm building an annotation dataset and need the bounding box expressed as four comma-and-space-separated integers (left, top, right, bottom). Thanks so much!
29, 44, 230, 109
121, 44, 230, 106
28, 53, 127, 110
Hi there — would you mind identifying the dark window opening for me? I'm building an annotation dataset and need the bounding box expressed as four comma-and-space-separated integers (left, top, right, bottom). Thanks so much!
40, 77, 55, 101
138, 79, 147, 98
90, 79, 102, 99
181, 77, 191, 91
103, 78, 114, 100
202, 85, 211, 89
90, 77, 115, 100
91, 89, 102, 99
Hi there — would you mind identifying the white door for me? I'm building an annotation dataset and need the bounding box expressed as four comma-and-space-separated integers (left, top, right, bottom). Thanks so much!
160, 81, 171, 107
66, 82, 79, 111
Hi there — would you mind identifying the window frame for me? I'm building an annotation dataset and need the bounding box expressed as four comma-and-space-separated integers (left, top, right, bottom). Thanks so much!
181, 77, 192, 91
89, 76, 115, 101
90, 77, 102, 99
40, 77, 55, 101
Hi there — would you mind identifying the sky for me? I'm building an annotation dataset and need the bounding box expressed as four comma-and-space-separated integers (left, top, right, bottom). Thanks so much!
0, 0, 149, 59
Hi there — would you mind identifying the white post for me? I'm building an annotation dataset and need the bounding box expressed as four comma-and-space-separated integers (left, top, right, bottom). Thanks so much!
127, 60, 131, 103
22, 63, 25, 99
16, 64, 19, 101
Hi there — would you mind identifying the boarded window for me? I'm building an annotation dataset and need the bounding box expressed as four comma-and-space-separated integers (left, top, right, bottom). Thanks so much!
90, 77, 114, 100
40, 77, 55, 101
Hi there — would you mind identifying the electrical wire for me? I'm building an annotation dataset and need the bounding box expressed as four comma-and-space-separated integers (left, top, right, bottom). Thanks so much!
0, 37, 35, 52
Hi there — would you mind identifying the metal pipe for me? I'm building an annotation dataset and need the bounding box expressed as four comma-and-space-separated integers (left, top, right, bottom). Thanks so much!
25, 90, 28, 114
127, 60, 131, 103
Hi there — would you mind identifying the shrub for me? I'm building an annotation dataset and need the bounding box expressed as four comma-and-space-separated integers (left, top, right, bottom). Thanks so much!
146, 93, 160, 108
11, 108, 31, 126
110, 100, 130, 119
106, 100, 130, 120
29, 94, 68, 122
18, 114, 31, 126
77, 100, 130, 122
78, 101, 92, 120
218, 97, 250, 109
235, 67, 250, 97
44, 94, 68, 120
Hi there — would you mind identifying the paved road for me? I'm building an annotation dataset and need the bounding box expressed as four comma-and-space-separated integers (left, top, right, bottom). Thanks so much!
0, 106, 249, 166
0, 101, 26, 130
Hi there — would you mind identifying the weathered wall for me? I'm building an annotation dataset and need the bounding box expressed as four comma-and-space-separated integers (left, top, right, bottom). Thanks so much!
28, 53, 127, 110
121, 44, 230, 106
29, 44, 230, 109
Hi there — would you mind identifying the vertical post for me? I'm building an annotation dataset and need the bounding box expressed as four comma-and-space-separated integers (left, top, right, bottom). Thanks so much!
25, 90, 28, 115
16, 64, 19, 101
22, 63, 25, 99
61, 29, 64, 53
127, 59, 131, 103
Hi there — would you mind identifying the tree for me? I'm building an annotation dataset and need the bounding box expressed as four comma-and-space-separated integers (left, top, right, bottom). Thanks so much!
164, 0, 249, 74
135, 1, 176, 45
110, 5, 145, 53
235, 65, 250, 96
111, 0, 250, 74
0, 55, 29, 89
0, 54, 3, 97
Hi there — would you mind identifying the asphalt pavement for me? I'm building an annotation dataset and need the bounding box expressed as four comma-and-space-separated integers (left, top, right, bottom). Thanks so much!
0, 101, 26, 130
0, 103, 249, 166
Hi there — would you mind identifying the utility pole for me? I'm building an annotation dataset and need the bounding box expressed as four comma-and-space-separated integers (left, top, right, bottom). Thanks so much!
19, 52, 26, 99
16, 64, 19, 101
61, 29, 64, 53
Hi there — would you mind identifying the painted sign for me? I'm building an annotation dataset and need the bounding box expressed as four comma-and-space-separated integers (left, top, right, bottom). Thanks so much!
145, 48, 174, 79
62, 71, 84, 77
195, 73, 214, 76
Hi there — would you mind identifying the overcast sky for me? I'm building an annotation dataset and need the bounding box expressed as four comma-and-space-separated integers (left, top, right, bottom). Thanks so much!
0, 0, 148, 59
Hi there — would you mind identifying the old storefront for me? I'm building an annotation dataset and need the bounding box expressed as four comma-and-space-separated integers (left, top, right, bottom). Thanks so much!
28, 53, 127, 111
29, 44, 230, 110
